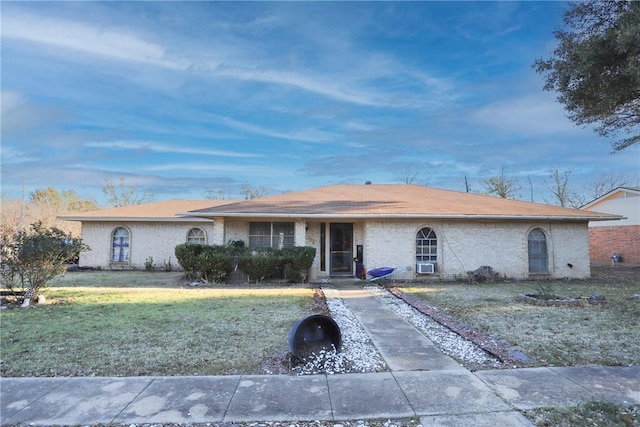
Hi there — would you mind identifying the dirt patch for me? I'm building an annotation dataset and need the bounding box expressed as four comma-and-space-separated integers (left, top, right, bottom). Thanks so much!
590, 262, 640, 285
517, 293, 607, 307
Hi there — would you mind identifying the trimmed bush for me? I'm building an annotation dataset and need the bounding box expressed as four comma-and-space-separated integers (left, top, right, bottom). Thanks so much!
175, 243, 233, 282
239, 248, 279, 284
280, 246, 316, 283
197, 251, 233, 283
175, 244, 206, 279
175, 243, 317, 284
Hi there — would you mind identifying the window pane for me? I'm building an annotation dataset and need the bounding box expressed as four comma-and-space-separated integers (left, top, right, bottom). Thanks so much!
249, 222, 294, 248
187, 228, 206, 244
528, 229, 548, 272
112, 228, 129, 262
416, 227, 437, 264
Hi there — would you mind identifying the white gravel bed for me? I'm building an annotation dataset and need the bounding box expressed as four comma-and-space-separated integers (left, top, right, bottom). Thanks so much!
292, 287, 387, 375
291, 284, 499, 375
364, 285, 501, 369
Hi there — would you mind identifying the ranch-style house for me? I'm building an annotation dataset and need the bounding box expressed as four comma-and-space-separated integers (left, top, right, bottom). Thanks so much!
61, 184, 620, 281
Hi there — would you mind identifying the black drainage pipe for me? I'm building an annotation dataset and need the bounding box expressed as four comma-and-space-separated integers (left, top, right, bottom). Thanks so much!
287, 314, 342, 361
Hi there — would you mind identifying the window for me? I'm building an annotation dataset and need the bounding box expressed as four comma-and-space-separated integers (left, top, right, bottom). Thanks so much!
111, 227, 130, 263
528, 228, 548, 273
187, 228, 206, 244
249, 222, 294, 248
416, 227, 437, 263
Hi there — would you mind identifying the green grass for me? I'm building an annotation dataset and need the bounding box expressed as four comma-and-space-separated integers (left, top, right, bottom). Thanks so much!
399, 279, 640, 367
1, 272, 314, 377
527, 401, 640, 427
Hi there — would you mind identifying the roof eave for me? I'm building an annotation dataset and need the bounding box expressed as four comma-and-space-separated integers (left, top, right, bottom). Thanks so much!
58, 216, 213, 222
183, 212, 621, 221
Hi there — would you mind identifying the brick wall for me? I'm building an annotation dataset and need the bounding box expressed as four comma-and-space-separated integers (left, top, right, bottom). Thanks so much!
80, 221, 215, 270
589, 225, 640, 263
79, 218, 594, 279
357, 219, 591, 280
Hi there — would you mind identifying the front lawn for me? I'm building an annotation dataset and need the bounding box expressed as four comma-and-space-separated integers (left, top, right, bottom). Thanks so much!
398, 266, 639, 367
0, 271, 314, 377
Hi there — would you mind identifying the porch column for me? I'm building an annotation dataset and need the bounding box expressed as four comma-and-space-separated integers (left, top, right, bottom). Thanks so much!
211, 216, 225, 245
294, 219, 307, 246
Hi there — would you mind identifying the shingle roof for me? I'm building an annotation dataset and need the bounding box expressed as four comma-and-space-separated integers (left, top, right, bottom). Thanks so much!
187, 184, 620, 221
582, 186, 640, 210
60, 200, 228, 222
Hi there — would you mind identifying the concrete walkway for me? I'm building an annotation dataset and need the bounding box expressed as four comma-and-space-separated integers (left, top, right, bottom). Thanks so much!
2, 285, 638, 426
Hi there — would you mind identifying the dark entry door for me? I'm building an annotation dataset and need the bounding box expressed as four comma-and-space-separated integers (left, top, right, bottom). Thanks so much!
330, 223, 353, 275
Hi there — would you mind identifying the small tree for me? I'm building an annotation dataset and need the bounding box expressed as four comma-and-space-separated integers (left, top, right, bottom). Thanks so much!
1, 222, 88, 304
547, 167, 575, 207
241, 182, 269, 200
481, 168, 521, 199
103, 178, 155, 207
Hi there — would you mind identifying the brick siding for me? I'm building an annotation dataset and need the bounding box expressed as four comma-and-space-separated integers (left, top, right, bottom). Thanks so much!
589, 225, 640, 264
79, 218, 593, 279
79, 222, 215, 269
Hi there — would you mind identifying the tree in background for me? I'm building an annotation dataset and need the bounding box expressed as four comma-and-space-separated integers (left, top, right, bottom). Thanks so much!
28, 187, 98, 234
534, 1, 639, 151
1, 222, 88, 305
547, 167, 575, 207
546, 168, 632, 207
481, 168, 521, 199
241, 182, 269, 200
103, 178, 155, 207
204, 188, 228, 200
395, 167, 428, 185
571, 171, 632, 207
1, 188, 97, 243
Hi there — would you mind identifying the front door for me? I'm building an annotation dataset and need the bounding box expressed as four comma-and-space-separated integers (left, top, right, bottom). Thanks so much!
330, 223, 353, 275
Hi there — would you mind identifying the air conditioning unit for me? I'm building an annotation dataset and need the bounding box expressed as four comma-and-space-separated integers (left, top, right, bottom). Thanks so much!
416, 262, 435, 274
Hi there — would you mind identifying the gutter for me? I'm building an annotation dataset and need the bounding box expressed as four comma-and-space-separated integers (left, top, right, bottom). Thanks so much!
181, 212, 623, 222
58, 216, 212, 223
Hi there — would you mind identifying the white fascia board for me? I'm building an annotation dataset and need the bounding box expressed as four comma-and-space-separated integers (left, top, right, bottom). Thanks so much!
58, 216, 212, 222
181, 212, 623, 222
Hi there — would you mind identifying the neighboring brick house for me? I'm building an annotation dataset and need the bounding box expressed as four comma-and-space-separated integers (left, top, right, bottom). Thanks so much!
582, 187, 640, 264
62, 184, 619, 280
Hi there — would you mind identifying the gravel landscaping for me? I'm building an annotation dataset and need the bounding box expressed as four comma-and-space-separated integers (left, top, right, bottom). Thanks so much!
287, 284, 503, 375
290, 287, 388, 375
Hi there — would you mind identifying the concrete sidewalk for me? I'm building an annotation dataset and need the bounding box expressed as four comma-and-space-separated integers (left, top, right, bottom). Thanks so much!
1, 285, 638, 426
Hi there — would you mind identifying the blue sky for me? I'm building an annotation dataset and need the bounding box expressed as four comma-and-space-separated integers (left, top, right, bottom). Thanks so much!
2, 1, 638, 205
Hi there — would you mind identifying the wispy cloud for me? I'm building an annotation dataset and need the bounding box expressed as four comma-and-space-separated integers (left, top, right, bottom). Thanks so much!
209, 114, 337, 144
2, 11, 187, 70
85, 141, 261, 158
213, 65, 392, 108
471, 93, 578, 135
0, 90, 66, 135
2, 8, 453, 111
145, 162, 285, 177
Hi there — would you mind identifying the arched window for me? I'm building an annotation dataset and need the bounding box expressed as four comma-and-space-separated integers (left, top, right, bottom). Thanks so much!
187, 228, 206, 244
528, 228, 548, 273
416, 227, 438, 264
111, 227, 130, 263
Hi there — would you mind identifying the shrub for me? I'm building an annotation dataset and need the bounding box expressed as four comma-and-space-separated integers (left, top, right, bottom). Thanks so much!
175, 244, 233, 282
175, 244, 206, 278
239, 248, 279, 284
280, 246, 316, 283
0, 222, 88, 300
144, 256, 155, 272
175, 243, 317, 284
196, 250, 233, 283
